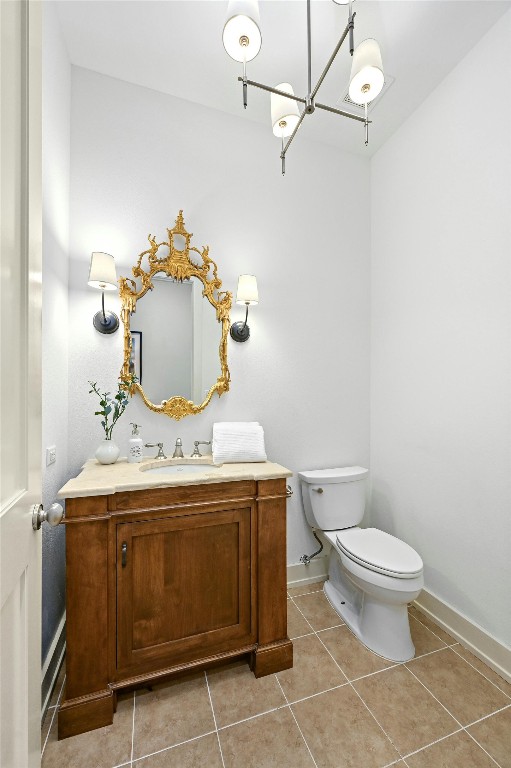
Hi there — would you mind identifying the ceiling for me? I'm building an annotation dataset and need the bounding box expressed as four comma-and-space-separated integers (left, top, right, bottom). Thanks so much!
55, 0, 510, 156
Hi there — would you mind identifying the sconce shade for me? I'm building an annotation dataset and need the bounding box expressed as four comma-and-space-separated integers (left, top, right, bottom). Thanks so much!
223, 0, 261, 63
349, 38, 384, 105
271, 83, 300, 138
332, 0, 356, 4
236, 274, 258, 305
88, 252, 117, 290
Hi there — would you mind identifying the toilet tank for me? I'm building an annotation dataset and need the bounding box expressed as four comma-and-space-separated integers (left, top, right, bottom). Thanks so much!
298, 467, 369, 531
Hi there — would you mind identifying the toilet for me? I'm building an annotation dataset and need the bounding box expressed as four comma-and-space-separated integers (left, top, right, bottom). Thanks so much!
298, 467, 424, 662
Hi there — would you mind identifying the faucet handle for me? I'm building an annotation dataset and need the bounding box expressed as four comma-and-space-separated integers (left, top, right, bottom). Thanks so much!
191, 440, 211, 458
145, 442, 167, 460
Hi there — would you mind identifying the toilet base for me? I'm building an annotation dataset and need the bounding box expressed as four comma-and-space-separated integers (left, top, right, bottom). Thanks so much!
324, 552, 417, 663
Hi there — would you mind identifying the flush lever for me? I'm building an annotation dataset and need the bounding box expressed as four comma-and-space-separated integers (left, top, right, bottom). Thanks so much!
313, 487, 324, 494
121, 542, 127, 567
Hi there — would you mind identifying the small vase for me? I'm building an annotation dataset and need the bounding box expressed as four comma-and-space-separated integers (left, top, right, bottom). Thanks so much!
95, 438, 120, 465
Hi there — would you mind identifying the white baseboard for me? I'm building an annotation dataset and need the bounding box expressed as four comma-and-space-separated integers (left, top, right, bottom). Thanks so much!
287, 556, 329, 589
41, 613, 66, 718
415, 589, 511, 684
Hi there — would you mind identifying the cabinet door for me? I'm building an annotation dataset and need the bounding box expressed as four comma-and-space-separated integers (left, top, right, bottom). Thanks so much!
116, 506, 253, 674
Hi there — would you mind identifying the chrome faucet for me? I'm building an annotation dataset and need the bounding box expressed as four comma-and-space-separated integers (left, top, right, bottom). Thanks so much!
191, 440, 211, 458
172, 438, 184, 459
145, 442, 167, 460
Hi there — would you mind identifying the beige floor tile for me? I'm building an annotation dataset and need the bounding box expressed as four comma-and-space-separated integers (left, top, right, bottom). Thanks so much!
405, 731, 496, 768
292, 683, 400, 768
293, 591, 343, 631
219, 706, 314, 768
288, 580, 325, 598
276, 634, 347, 703
207, 661, 286, 728
467, 706, 511, 768
353, 665, 458, 755
452, 645, 511, 699
133, 672, 215, 759
409, 607, 456, 645
135, 733, 224, 767
42, 695, 133, 768
320, 626, 393, 681
288, 600, 314, 639
407, 648, 510, 725
409, 616, 447, 657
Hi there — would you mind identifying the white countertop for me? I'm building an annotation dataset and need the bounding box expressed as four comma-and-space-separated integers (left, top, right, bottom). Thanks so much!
58, 457, 293, 499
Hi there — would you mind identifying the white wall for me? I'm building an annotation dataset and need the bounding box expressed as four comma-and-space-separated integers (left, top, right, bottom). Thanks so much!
370, 11, 511, 647
68, 67, 371, 564
41, 2, 70, 660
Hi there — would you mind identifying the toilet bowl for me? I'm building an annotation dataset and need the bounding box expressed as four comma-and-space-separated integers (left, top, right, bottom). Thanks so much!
298, 467, 424, 662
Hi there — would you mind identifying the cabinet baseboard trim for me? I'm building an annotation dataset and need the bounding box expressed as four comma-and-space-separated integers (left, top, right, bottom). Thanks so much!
414, 588, 511, 683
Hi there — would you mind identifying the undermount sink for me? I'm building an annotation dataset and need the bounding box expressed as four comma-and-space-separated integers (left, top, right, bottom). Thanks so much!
140, 463, 222, 475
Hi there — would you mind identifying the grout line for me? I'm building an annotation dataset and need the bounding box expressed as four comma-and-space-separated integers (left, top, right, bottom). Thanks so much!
204, 670, 226, 768
464, 730, 504, 768
401, 727, 464, 760
274, 676, 319, 768
449, 645, 511, 701
130, 690, 135, 767
217, 702, 289, 731
404, 664, 464, 728
279, 681, 350, 708
465, 702, 511, 729
130, 731, 218, 765
289, 630, 315, 641
291, 598, 402, 760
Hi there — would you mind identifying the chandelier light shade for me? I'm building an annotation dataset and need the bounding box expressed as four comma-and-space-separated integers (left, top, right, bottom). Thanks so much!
223, 0, 262, 63
349, 38, 384, 105
271, 83, 300, 138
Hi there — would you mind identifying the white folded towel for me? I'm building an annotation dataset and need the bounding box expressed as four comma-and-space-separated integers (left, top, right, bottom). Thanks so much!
212, 422, 267, 464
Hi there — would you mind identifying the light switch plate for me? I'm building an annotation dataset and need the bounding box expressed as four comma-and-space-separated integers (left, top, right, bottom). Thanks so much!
46, 445, 57, 466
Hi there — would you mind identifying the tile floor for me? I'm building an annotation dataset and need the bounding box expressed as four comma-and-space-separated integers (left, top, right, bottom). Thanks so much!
42, 581, 511, 767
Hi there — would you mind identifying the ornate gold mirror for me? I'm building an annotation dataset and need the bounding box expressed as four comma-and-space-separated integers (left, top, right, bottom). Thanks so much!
119, 211, 232, 419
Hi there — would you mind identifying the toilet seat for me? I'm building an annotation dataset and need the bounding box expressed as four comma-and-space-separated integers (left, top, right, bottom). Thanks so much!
335, 528, 423, 579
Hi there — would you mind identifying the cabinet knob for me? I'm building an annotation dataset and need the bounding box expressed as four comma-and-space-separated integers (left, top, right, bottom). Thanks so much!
121, 542, 128, 567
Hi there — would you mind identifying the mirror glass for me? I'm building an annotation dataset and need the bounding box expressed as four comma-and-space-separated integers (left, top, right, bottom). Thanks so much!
129, 275, 222, 404
119, 211, 232, 420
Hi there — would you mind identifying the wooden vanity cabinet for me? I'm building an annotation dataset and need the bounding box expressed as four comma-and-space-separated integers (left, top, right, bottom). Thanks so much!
58, 478, 292, 739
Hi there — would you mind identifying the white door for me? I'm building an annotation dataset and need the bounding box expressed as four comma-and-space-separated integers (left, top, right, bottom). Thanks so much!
0, 1, 43, 766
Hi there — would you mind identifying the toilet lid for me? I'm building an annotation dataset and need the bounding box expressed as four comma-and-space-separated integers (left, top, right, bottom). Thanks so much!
336, 528, 423, 578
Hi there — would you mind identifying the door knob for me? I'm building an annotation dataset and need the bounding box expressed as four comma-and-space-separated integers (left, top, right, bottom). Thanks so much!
32, 502, 64, 531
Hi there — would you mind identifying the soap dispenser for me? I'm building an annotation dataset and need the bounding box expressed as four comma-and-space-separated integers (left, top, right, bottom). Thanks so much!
128, 423, 144, 463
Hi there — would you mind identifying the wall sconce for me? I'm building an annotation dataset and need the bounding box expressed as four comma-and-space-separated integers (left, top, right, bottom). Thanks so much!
88, 251, 119, 334
230, 274, 258, 342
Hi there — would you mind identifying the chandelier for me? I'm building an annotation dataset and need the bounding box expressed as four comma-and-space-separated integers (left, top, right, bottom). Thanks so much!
222, 0, 385, 175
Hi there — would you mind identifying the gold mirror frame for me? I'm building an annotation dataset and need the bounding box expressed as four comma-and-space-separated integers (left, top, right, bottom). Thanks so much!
119, 211, 232, 420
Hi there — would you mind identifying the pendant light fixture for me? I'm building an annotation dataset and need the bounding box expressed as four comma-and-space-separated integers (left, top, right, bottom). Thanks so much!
222, 0, 385, 174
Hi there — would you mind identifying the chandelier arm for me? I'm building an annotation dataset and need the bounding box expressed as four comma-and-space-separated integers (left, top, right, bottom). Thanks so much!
281, 108, 308, 159
237, 78, 307, 105
315, 101, 367, 124
311, 12, 356, 101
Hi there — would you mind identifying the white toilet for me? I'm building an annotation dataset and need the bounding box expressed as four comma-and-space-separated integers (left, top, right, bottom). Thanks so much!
298, 467, 424, 662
